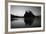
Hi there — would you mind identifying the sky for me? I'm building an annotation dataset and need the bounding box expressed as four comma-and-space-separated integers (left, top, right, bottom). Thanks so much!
10, 5, 41, 16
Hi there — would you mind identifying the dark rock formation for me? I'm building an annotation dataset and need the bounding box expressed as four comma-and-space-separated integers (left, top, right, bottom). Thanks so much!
11, 14, 24, 18
11, 14, 24, 21
24, 10, 35, 25
24, 11, 35, 18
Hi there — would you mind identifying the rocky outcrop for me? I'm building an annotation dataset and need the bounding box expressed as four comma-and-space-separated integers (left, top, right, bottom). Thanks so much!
24, 10, 35, 25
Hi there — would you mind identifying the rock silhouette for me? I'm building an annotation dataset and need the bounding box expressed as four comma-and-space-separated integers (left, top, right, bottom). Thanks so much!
24, 10, 35, 25
11, 14, 24, 21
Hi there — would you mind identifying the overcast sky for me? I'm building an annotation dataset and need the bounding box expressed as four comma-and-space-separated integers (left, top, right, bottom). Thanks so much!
10, 5, 41, 16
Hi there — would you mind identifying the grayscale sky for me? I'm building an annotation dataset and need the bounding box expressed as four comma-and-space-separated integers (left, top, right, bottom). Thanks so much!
10, 5, 41, 16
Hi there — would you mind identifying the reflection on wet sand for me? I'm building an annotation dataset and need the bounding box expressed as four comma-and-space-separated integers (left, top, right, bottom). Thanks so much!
11, 16, 41, 28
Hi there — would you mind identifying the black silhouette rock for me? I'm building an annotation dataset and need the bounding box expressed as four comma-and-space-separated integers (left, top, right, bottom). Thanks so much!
11, 14, 24, 21
24, 10, 35, 25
